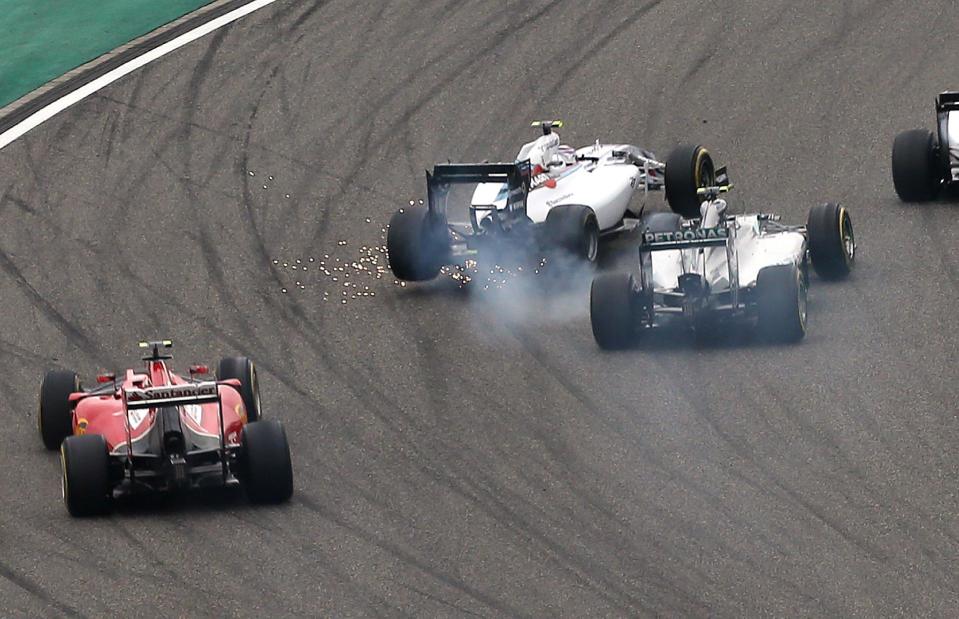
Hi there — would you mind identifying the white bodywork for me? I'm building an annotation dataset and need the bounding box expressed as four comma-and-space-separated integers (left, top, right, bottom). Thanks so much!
948, 111, 959, 181
649, 200, 806, 294
470, 131, 659, 230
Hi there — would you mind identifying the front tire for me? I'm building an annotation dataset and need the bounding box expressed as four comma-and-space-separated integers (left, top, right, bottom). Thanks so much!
241, 420, 293, 504
387, 206, 449, 281
665, 144, 715, 219
590, 272, 638, 349
543, 204, 600, 264
807, 203, 854, 280
756, 264, 807, 343
61, 434, 111, 517
217, 357, 261, 423
39, 370, 80, 450
891, 128, 940, 202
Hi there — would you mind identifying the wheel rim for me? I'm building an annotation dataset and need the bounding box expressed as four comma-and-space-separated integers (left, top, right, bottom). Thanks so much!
839, 209, 855, 264
798, 271, 808, 330
695, 149, 715, 189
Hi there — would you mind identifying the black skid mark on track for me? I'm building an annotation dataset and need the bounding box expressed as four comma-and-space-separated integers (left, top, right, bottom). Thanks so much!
399, 581, 489, 618
239, 66, 287, 292
267, 290, 672, 612
0, 183, 34, 214
497, 323, 816, 609
287, 0, 331, 32
538, 0, 666, 101
659, 353, 893, 566
304, 0, 568, 246
0, 560, 85, 618
295, 493, 531, 619
111, 523, 264, 615
249, 499, 409, 618
375, 304, 699, 614
96, 253, 319, 406
0, 248, 110, 367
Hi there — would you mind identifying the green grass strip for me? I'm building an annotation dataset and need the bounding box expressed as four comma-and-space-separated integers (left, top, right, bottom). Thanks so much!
0, 0, 213, 108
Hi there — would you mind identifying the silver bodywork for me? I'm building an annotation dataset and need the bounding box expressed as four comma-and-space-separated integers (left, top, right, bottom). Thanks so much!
943, 110, 959, 181
640, 198, 807, 325
649, 200, 806, 291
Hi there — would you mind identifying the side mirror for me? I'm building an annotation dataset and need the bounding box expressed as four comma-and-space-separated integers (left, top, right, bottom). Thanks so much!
715, 166, 730, 186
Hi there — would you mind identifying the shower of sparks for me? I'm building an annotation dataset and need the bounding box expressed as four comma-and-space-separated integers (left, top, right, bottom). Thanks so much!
271, 199, 556, 301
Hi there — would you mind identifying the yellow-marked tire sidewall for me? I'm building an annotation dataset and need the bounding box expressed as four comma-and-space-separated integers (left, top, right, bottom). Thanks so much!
838, 206, 853, 266
693, 147, 710, 187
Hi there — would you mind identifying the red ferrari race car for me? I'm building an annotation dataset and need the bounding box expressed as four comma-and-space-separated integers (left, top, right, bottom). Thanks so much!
37, 341, 293, 516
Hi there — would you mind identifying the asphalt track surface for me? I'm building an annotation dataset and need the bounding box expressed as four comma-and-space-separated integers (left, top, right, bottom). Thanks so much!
1, 1, 958, 616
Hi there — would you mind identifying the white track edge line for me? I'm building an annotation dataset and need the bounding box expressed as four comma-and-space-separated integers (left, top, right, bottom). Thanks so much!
0, 0, 279, 151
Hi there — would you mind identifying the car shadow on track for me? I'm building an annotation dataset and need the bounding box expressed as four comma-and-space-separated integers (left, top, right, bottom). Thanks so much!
110, 486, 274, 517
619, 324, 795, 353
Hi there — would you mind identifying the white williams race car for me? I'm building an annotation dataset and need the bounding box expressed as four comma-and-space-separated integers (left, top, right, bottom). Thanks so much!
590, 183, 856, 349
892, 91, 959, 202
387, 121, 719, 281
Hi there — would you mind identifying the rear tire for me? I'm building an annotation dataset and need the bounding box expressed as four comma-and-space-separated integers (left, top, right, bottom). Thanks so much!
665, 144, 715, 219
543, 204, 600, 264
891, 128, 940, 202
806, 203, 854, 280
756, 264, 807, 343
241, 420, 293, 504
39, 370, 80, 450
217, 357, 261, 422
387, 206, 449, 281
590, 272, 638, 349
61, 434, 111, 517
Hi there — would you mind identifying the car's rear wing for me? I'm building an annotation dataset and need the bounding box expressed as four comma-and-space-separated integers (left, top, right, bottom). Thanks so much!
123, 382, 220, 409
936, 91, 959, 112
121, 381, 230, 460
639, 226, 730, 252
427, 161, 531, 215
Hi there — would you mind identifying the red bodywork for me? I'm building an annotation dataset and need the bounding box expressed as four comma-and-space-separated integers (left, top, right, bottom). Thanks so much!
69, 360, 247, 454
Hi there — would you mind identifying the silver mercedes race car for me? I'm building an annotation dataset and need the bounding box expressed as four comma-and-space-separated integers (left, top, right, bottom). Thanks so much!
892, 91, 959, 202
589, 183, 855, 349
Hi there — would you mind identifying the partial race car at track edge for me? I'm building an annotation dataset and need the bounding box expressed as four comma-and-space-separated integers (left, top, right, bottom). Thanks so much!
589, 181, 856, 349
386, 121, 720, 281
892, 91, 959, 202
37, 341, 293, 516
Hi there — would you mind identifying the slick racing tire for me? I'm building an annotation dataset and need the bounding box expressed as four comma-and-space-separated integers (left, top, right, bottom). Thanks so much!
806, 202, 854, 280
61, 434, 111, 517
756, 264, 807, 343
665, 144, 715, 219
217, 356, 261, 423
387, 206, 450, 281
39, 369, 80, 450
543, 204, 600, 264
590, 272, 638, 350
891, 128, 940, 202
241, 420, 294, 504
